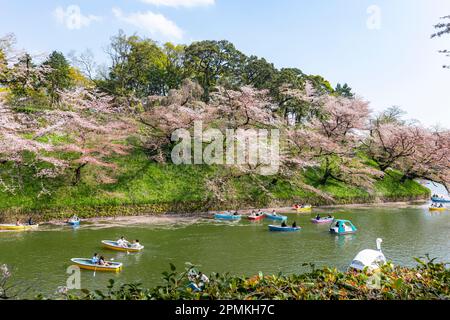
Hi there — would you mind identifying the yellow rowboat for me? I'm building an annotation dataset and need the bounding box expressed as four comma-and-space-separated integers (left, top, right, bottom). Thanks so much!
102, 240, 144, 253
0, 224, 39, 231
71, 258, 123, 272
429, 207, 447, 212
296, 206, 313, 213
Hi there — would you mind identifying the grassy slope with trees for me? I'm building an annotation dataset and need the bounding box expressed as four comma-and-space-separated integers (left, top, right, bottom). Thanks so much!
0, 32, 442, 221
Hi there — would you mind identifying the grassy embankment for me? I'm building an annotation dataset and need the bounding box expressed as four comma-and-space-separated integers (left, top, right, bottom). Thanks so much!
0, 146, 430, 222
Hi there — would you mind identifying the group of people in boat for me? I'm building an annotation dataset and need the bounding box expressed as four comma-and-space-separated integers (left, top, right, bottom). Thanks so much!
315, 214, 333, 221
117, 236, 142, 249
250, 210, 264, 217
68, 215, 80, 222
91, 253, 110, 266
281, 221, 297, 228
89, 237, 141, 266
224, 211, 240, 216
188, 269, 210, 291
15, 217, 36, 226
293, 204, 310, 209
430, 202, 445, 208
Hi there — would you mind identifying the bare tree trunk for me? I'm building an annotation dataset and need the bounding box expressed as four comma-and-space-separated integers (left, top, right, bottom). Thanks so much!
72, 163, 87, 186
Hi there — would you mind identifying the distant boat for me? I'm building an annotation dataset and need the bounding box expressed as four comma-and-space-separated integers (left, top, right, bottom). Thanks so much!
102, 240, 144, 253
214, 213, 241, 221
71, 258, 123, 272
349, 238, 387, 272
431, 196, 450, 203
248, 214, 265, 221
296, 205, 313, 213
268, 225, 301, 232
264, 213, 288, 221
330, 219, 357, 235
0, 224, 39, 232
67, 219, 80, 226
429, 207, 447, 212
311, 216, 334, 224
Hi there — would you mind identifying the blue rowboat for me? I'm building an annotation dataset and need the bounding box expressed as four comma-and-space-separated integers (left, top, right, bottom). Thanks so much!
215, 213, 241, 221
264, 213, 287, 221
431, 196, 450, 203
269, 225, 301, 232
68, 220, 80, 226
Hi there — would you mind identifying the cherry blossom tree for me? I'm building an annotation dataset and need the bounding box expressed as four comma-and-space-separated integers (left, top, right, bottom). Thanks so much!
0, 87, 135, 193
285, 83, 382, 189
396, 128, 450, 192
362, 123, 424, 172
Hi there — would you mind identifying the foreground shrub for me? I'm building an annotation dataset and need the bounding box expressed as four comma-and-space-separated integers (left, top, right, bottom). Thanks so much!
61, 257, 449, 300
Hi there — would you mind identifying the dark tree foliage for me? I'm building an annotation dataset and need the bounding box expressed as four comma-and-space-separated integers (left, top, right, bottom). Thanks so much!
43, 51, 73, 105
335, 83, 354, 98
184, 40, 246, 101
431, 15, 450, 68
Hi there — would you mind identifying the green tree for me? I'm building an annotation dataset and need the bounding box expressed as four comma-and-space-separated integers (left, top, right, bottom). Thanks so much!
184, 40, 246, 101
162, 42, 187, 93
241, 56, 277, 89
43, 51, 73, 105
335, 83, 354, 98
0, 49, 7, 85
103, 31, 179, 99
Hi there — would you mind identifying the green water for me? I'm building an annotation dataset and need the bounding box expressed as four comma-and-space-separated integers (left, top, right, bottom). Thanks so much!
1, 205, 449, 298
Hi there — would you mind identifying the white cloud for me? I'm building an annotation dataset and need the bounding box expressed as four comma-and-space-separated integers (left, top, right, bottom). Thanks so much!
113, 8, 184, 40
53, 5, 101, 30
140, 0, 215, 8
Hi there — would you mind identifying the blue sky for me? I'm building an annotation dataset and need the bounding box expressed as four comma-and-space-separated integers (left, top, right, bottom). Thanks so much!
1, 0, 449, 127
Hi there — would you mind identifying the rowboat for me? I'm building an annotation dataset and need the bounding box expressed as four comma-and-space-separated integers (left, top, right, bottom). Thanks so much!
330, 219, 357, 235
70, 258, 123, 272
0, 224, 39, 231
269, 225, 301, 232
102, 240, 144, 253
311, 217, 334, 224
215, 213, 241, 221
264, 213, 287, 221
296, 206, 313, 213
429, 207, 447, 212
68, 220, 80, 226
248, 214, 265, 221
431, 196, 450, 203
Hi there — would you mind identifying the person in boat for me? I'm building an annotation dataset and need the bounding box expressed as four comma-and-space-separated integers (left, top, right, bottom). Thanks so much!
233, 211, 239, 216
130, 240, 141, 249
117, 236, 130, 248
272, 210, 278, 216
316, 214, 321, 221
98, 256, 110, 266
292, 221, 297, 228
15, 219, 22, 226
92, 253, 99, 265
28, 217, 34, 226
197, 272, 210, 290
327, 214, 332, 219
281, 221, 287, 227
